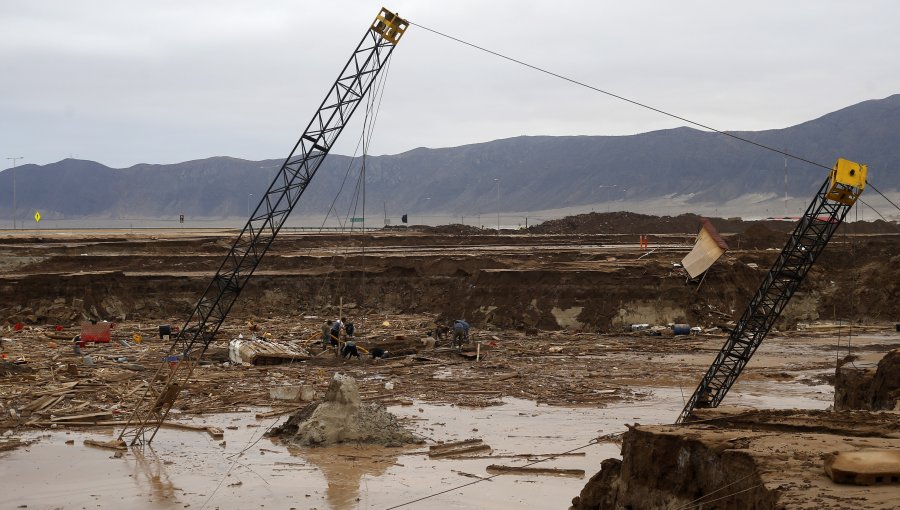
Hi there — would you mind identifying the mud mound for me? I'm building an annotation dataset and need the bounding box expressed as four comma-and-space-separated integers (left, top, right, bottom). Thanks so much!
838, 219, 900, 234
733, 223, 788, 250
270, 376, 418, 447
419, 224, 485, 235
527, 212, 761, 235
528, 212, 696, 235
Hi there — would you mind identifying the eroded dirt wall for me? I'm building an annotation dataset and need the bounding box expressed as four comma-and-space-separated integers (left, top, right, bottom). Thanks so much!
570, 426, 776, 510
834, 349, 900, 411
1, 233, 898, 330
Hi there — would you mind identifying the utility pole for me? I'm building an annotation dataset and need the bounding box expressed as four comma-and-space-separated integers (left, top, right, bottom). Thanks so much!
494, 178, 500, 234
784, 154, 788, 218
600, 184, 618, 213
6, 157, 23, 229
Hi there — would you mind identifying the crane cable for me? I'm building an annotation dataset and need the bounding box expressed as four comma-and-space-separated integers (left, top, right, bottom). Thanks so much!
313, 56, 394, 307
408, 20, 900, 217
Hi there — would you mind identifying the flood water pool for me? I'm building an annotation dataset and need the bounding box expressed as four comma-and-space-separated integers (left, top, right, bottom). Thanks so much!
0, 383, 830, 510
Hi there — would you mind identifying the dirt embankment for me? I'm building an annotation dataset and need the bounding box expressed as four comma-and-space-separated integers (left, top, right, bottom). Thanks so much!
572, 408, 900, 510
527, 212, 776, 235
835, 349, 900, 411
526, 211, 900, 237
1, 220, 898, 332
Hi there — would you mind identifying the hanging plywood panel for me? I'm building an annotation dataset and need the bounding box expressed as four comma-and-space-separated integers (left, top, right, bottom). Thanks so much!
682, 218, 729, 278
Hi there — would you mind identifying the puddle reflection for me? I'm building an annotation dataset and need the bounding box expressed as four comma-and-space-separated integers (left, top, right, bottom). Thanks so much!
288, 444, 411, 510
131, 447, 178, 503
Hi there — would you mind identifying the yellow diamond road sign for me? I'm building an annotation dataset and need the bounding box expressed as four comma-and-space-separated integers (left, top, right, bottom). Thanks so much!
34, 211, 41, 223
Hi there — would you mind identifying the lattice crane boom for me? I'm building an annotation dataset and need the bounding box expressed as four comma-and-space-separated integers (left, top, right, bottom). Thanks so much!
118, 8, 408, 446
677, 158, 867, 424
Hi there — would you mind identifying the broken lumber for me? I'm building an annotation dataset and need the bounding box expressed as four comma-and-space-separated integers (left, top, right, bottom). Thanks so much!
161, 422, 225, 439
485, 465, 585, 477
455, 452, 586, 460
50, 411, 114, 422
452, 470, 493, 481
429, 444, 492, 458
84, 439, 126, 451
255, 405, 306, 419
429, 438, 482, 452
30, 382, 78, 397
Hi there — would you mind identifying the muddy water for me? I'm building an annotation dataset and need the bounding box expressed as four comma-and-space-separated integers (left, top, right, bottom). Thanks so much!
1, 386, 828, 510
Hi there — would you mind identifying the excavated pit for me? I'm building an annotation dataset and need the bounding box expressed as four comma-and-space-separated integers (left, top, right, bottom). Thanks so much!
270, 375, 419, 447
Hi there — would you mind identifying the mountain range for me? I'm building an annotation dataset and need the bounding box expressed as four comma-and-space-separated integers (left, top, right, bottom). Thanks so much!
1, 94, 898, 225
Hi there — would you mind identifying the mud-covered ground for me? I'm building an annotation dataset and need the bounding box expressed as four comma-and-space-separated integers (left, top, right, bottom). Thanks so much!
1, 220, 899, 509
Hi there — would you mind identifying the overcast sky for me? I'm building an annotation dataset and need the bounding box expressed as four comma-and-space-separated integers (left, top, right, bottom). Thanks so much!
2, 1, 899, 168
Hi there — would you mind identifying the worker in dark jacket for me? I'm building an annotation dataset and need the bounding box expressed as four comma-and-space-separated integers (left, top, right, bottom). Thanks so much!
321, 320, 333, 349
330, 318, 343, 347
451, 320, 470, 348
341, 338, 360, 359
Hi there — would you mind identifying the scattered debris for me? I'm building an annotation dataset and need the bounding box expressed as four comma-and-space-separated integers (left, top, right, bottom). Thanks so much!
229, 337, 310, 365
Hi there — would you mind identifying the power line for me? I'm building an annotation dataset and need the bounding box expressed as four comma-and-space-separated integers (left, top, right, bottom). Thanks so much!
673, 483, 765, 510
408, 20, 834, 173
410, 20, 900, 220
866, 180, 900, 215
384, 439, 600, 509
857, 198, 886, 222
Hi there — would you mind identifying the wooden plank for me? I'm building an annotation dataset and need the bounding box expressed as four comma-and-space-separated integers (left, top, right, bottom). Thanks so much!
21, 395, 54, 412
30, 382, 78, 397
34, 421, 120, 427
50, 411, 114, 422
37, 395, 66, 413
122, 381, 148, 399
429, 444, 492, 458
374, 398, 413, 406
255, 405, 306, 419
429, 438, 482, 452
161, 422, 225, 439
485, 465, 585, 477
84, 439, 126, 451
453, 452, 586, 460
